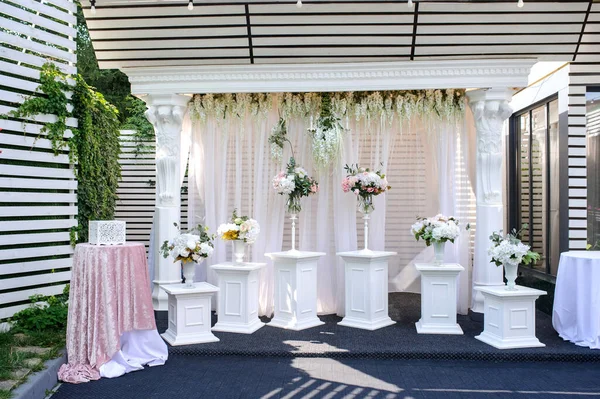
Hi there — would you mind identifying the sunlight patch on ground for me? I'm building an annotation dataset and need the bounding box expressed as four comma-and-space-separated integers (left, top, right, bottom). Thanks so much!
290, 358, 403, 394
283, 340, 349, 353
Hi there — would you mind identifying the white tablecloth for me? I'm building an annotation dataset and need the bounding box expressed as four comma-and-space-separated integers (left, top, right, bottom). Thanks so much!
552, 251, 600, 349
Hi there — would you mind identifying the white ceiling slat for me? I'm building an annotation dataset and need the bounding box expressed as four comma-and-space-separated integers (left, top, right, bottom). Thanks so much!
93, 37, 248, 50
90, 26, 247, 40
253, 36, 413, 46
417, 34, 580, 46
256, 56, 409, 64
96, 48, 249, 61
416, 44, 577, 56
252, 25, 413, 36
419, 13, 586, 25
251, 14, 414, 25
418, 24, 583, 35
419, 2, 590, 13
254, 47, 409, 57
86, 4, 244, 18
86, 16, 246, 30
249, 3, 411, 14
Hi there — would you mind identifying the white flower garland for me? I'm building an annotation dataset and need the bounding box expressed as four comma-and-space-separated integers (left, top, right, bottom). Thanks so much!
189, 90, 465, 123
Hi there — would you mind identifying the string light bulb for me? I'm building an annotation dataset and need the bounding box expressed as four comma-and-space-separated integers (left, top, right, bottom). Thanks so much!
188, 0, 194, 10
296, 0, 302, 8
90, 0, 96, 14
517, 0, 524, 7
408, 0, 414, 8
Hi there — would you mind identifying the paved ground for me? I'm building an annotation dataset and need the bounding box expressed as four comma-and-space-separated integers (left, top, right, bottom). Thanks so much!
53, 356, 600, 399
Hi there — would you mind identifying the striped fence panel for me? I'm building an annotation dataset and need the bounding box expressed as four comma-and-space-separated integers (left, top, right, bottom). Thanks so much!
0, 0, 77, 324
116, 130, 188, 252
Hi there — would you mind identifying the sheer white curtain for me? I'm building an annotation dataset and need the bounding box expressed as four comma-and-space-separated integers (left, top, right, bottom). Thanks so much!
187, 96, 474, 316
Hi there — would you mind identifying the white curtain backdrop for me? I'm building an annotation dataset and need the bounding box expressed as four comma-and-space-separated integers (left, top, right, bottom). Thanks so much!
187, 98, 475, 316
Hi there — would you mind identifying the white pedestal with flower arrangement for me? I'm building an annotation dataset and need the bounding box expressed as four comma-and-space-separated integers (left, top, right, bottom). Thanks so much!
210, 262, 266, 334
474, 285, 546, 349
266, 250, 325, 331
415, 263, 464, 335
337, 250, 397, 330
160, 282, 220, 346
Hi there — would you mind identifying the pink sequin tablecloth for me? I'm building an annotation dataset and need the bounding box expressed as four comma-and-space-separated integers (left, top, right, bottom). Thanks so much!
58, 243, 167, 383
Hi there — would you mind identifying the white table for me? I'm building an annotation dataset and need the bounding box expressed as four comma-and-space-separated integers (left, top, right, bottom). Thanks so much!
415, 263, 464, 335
210, 262, 266, 334
553, 251, 600, 349
475, 285, 546, 349
337, 250, 396, 330
160, 282, 220, 346
266, 250, 325, 331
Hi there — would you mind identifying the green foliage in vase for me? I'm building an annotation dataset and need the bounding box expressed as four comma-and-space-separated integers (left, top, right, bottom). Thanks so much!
10, 286, 70, 333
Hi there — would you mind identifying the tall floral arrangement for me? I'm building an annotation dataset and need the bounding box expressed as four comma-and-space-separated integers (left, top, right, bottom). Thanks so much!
160, 223, 215, 263
273, 157, 318, 213
341, 164, 390, 213
488, 227, 540, 267
411, 215, 463, 246
269, 118, 318, 213
217, 209, 260, 244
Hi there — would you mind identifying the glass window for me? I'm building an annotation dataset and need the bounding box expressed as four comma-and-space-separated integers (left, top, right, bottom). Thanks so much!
587, 90, 600, 249
511, 97, 560, 275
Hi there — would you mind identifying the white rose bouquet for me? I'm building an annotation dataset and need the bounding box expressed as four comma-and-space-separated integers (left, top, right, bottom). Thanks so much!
217, 209, 261, 244
160, 223, 215, 263
411, 214, 465, 245
488, 226, 540, 267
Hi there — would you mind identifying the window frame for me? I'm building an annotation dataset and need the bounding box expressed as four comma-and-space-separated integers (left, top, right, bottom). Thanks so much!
509, 94, 559, 276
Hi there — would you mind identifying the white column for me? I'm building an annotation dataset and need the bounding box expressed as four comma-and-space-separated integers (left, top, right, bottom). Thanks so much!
466, 88, 513, 315
144, 94, 190, 311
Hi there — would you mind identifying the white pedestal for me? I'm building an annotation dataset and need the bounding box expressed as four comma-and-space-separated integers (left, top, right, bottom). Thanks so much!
337, 250, 397, 331
210, 262, 266, 334
266, 250, 325, 331
160, 282, 219, 346
415, 263, 464, 335
475, 284, 546, 349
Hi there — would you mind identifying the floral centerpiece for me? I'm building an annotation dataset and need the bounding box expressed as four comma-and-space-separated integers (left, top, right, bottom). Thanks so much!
160, 223, 215, 287
217, 209, 260, 263
272, 157, 318, 214
411, 215, 465, 264
341, 164, 390, 214
489, 226, 540, 290
341, 164, 390, 251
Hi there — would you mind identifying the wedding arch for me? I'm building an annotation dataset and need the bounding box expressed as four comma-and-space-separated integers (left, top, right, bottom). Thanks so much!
130, 59, 535, 317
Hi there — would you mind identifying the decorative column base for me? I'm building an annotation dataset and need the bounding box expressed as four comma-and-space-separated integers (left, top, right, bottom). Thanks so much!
210, 262, 266, 334
153, 206, 182, 311
337, 250, 397, 331
266, 251, 325, 331
474, 285, 546, 349
415, 263, 464, 335
160, 282, 219, 346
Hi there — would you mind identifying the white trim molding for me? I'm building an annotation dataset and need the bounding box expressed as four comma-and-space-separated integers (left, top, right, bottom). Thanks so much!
125, 59, 536, 96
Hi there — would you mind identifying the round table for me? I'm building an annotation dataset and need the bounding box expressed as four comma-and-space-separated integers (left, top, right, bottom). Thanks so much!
58, 243, 168, 383
552, 251, 600, 349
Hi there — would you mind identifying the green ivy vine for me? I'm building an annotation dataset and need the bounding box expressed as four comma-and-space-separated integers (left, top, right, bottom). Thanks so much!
9, 62, 122, 245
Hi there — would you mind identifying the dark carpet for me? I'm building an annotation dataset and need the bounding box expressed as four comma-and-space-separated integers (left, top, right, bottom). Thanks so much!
160, 293, 600, 362
52, 356, 600, 399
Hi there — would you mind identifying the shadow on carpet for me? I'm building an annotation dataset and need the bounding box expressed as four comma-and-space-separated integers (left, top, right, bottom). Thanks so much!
159, 292, 599, 362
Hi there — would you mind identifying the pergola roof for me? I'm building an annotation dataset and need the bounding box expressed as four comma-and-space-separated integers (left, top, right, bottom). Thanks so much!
83, 0, 599, 70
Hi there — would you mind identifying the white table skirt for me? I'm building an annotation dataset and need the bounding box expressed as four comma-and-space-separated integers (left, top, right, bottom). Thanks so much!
99, 329, 168, 379
552, 251, 600, 349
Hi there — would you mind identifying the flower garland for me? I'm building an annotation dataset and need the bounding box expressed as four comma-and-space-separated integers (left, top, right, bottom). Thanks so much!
307, 93, 346, 169
189, 90, 465, 123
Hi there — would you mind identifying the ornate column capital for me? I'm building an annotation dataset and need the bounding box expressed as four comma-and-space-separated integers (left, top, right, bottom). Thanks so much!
467, 88, 513, 205
142, 94, 191, 207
